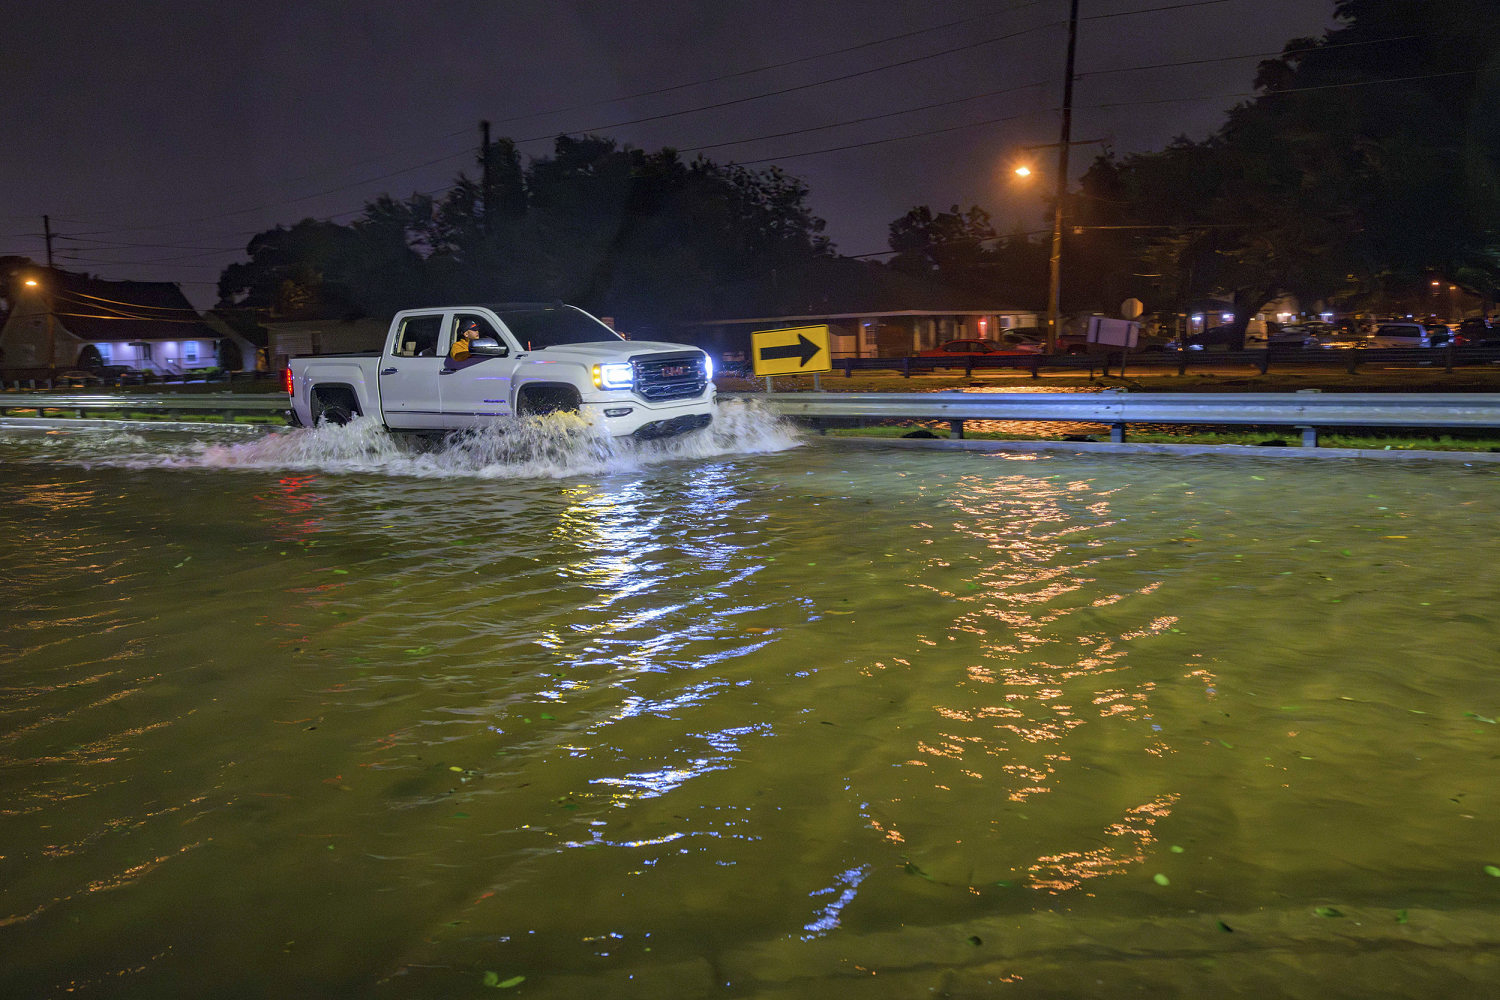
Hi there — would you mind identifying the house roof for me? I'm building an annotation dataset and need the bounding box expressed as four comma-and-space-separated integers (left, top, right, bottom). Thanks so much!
680, 308, 1034, 328
42, 269, 220, 343
679, 256, 1034, 324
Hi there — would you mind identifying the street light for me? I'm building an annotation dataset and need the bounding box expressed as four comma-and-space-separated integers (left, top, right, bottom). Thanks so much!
1012, 135, 1104, 352
20, 274, 55, 371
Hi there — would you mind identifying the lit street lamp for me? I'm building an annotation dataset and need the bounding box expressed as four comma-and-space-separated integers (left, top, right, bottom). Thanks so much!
21, 274, 56, 372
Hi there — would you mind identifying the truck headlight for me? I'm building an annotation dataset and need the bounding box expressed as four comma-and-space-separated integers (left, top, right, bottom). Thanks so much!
702, 353, 714, 379
593, 363, 634, 390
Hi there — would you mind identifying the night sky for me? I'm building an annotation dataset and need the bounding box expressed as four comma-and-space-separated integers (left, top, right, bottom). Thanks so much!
3, 0, 1336, 306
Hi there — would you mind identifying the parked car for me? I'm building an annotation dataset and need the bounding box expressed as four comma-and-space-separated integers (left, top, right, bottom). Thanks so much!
1458, 317, 1498, 345
1423, 322, 1462, 347
1164, 326, 1245, 351
1267, 323, 1331, 348
1346, 321, 1444, 348
57, 369, 105, 387
915, 337, 1042, 358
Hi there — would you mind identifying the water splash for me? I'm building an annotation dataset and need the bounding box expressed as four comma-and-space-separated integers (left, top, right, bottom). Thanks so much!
5, 397, 802, 480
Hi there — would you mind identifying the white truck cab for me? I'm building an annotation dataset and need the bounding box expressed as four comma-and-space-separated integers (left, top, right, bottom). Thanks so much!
287, 303, 715, 439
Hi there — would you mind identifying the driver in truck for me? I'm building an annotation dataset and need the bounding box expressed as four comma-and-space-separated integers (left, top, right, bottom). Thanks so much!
450, 319, 481, 362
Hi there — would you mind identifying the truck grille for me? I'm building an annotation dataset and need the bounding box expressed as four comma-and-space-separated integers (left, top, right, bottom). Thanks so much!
633, 352, 708, 401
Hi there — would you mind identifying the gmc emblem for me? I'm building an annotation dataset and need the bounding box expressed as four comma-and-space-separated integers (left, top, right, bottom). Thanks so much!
661, 365, 687, 377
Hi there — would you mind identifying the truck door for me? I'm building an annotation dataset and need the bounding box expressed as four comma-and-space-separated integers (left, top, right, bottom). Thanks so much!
378, 313, 449, 430
439, 312, 517, 425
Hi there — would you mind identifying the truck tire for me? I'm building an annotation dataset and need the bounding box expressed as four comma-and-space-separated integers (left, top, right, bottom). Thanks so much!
312, 387, 361, 425
516, 384, 581, 416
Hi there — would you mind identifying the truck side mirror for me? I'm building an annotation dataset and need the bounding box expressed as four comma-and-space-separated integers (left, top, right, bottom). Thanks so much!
468, 337, 507, 357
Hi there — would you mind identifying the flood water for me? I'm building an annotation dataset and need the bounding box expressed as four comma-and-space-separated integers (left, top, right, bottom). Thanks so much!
2, 404, 1498, 999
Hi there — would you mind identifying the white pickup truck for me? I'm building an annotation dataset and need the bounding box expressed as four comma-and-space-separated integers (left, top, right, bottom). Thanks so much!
285, 302, 715, 439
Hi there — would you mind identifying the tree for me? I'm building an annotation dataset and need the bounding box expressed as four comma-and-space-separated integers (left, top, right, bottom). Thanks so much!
217, 219, 366, 319
1073, 0, 1500, 335
216, 135, 835, 328
887, 204, 996, 287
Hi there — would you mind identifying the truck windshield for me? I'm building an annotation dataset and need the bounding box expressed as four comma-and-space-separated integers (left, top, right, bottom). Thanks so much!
497, 308, 623, 349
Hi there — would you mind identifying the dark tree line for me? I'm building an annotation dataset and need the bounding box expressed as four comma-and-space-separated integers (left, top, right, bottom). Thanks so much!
218, 1, 1497, 338
217, 136, 833, 332
886, 0, 1499, 337
1070, 0, 1500, 337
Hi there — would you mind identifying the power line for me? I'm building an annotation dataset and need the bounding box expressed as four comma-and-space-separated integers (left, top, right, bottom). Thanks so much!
24, 1, 1255, 247
735, 109, 1037, 166
484, 0, 1054, 129
36, 7, 1059, 242
1077, 33, 1421, 80
1089, 68, 1478, 110
678, 80, 1049, 155
508, 21, 1067, 147
1081, 0, 1229, 20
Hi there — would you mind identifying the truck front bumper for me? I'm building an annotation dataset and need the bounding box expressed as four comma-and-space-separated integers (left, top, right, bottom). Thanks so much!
583, 395, 715, 439
631, 412, 713, 439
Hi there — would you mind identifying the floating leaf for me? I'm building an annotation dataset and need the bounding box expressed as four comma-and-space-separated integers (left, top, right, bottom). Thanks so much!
1250, 475, 1265, 481
1170, 845, 1185, 854
449, 766, 464, 772
1153, 873, 1170, 886
1395, 909, 1409, 924
1314, 906, 1344, 918
497, 976, 526, 988
539, 713, 556, 721
331, 568, 349, 575
1464, 713, 1496, 725
1484, 865, 1500, 878
482, 971, 500, 987
967, 935, 983, 947
1217, 921, 1234, 933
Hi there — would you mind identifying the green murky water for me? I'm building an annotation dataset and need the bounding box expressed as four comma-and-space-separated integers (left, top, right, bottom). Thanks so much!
2, 413, 1498, 998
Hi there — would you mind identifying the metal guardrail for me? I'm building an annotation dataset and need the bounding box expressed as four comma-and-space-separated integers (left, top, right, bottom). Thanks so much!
756, 391, 1500, 446
0, 392, 290, 420
10, 389, 1500, 448
833, 344, 1500, 378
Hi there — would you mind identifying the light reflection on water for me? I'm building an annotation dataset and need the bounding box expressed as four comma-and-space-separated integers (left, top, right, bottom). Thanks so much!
1, 418, 1498, 998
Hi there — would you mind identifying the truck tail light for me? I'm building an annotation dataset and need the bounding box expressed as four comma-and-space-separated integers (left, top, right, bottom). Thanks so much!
284, 367, 294, 397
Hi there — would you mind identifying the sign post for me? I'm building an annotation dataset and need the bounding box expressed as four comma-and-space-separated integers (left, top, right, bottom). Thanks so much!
751, 325, 832, 389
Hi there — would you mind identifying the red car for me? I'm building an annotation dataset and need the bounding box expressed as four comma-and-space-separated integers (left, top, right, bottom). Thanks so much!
916, 335, 1043, 358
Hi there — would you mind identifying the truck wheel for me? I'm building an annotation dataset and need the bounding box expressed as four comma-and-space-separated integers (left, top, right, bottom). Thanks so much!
320, 403, 354, 425
517, 385, 581, 415
312, 388, 360, 425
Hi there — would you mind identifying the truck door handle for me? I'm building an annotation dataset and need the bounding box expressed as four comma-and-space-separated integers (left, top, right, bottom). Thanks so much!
380, 367, 398, 375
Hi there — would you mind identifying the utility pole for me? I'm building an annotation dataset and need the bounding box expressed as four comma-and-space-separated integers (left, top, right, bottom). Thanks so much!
480, 120, 493, 236
43, 214, 55, 268
1046, 0, 1080, 355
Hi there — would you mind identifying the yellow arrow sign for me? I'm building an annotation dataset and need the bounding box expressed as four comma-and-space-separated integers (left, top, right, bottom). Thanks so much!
750, 324, 832, 377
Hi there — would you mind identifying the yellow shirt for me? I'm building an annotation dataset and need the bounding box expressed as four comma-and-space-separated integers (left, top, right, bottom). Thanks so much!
450, 336, 471, 361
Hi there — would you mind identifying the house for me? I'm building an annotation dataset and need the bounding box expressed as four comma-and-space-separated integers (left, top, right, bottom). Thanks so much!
0, 267, 260, 376
262, 318, 390, 370
679, 309, 1039, 363
667, 255, 1038, 361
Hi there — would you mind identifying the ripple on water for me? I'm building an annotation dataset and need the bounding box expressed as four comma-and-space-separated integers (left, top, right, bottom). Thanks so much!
0, 437, 1496, 998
